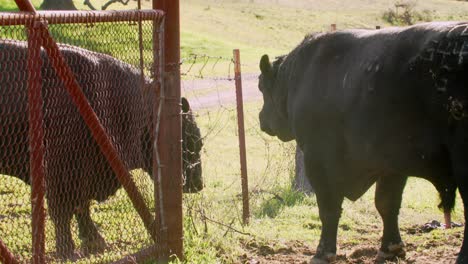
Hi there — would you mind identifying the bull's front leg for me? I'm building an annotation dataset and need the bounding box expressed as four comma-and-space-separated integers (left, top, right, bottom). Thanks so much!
374, 175, 407, 262
303, 146, 344, 264
76, 201, 107, 255
313, 191, 344, 264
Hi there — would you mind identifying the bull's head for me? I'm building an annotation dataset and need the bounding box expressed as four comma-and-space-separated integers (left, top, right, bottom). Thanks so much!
181, 97, 203, 193
259, 54, 294, 142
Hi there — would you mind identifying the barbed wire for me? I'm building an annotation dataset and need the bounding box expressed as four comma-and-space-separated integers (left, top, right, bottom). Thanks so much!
181, 52, 296, 255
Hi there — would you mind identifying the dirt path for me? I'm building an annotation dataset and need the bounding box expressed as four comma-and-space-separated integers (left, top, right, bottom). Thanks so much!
182, 73, 261, 110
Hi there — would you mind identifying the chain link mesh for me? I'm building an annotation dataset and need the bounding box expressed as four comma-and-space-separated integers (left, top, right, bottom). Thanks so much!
0, 11, 168, 263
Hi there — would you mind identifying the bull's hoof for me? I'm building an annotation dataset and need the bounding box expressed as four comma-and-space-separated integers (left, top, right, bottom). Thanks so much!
375, 242, 405, 263
81, 235, 108, 255
309, 252, 336, 264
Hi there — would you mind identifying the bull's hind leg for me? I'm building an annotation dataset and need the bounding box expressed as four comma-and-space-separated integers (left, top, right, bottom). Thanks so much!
76, 201, 107, 255
374, 175, 407, 262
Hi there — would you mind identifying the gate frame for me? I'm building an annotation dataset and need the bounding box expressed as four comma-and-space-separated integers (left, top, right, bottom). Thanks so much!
153, 0, 183, 260
1, 1, 173, 263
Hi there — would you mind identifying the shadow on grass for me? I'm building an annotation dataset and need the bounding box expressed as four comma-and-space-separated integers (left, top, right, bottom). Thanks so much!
254, 184, 315, 218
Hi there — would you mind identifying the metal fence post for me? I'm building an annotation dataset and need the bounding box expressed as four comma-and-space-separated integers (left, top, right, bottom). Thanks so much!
28, 22, 46, 264
153, 0, 183, 260
13, 3, 47, 263
233, 49, 250, 225
0, 240, 20, 264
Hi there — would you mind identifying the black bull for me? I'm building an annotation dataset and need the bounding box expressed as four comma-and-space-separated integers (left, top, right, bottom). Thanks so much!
259, 22, 468, 263
0, 40, 202, 259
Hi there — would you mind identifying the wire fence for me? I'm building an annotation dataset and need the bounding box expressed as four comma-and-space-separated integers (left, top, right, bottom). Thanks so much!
0, 10, 173, 263
180, 50, 297, 251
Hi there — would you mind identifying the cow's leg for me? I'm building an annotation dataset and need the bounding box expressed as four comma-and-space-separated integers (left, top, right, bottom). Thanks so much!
76, 201, 107, 255
374, 175, 407, 262
303, 146, 344, 264
313, 189, 344, 263
48, 201, 78, 260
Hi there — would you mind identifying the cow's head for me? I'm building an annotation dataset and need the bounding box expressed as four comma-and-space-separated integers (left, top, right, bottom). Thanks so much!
141, 85, 203, 192
258, 54, 294, 142
181, 97, 203, 193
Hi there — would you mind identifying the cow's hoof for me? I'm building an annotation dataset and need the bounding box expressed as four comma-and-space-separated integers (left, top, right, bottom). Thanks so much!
81, 235, 107, 255
375, 242, 405, 263
310, 252, 336, 264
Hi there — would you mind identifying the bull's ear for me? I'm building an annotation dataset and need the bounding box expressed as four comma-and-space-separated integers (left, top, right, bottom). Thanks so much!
260, 54, 272, 75
181, 97, 190, 113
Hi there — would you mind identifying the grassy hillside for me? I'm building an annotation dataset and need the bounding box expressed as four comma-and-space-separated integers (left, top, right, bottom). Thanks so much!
3, 0, 468, 66
179, 0, 468, 67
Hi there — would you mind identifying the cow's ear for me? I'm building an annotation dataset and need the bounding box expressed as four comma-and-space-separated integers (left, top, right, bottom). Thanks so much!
260, 54, 272, 75
181, 97, 190, 113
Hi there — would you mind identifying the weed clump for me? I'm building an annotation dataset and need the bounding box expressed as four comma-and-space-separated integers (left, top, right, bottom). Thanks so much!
382, 1, 434, 25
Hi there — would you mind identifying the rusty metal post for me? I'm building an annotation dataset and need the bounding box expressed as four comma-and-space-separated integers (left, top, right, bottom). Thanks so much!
14, 2, 46, 264
28, 21, 46, 264
233, 49, 250, 225
0, 240, 20, 264
14, 0, 35, 12
153, 0, 183, 260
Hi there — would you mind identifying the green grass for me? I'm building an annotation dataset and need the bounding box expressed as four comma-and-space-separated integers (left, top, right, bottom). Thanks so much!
0, 0, 41, 11
178, 0, 468, 69
0, 170, 156, 263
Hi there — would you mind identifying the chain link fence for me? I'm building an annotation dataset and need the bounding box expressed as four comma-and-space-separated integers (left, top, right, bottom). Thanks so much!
0, 10, 174, 263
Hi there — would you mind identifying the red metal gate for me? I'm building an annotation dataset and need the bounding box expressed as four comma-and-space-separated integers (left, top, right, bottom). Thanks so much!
0, 3, 179, 263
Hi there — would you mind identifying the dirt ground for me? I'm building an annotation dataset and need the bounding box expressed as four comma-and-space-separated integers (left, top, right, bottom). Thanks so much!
240, 224, 463, 264
241, 240, 460, 264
